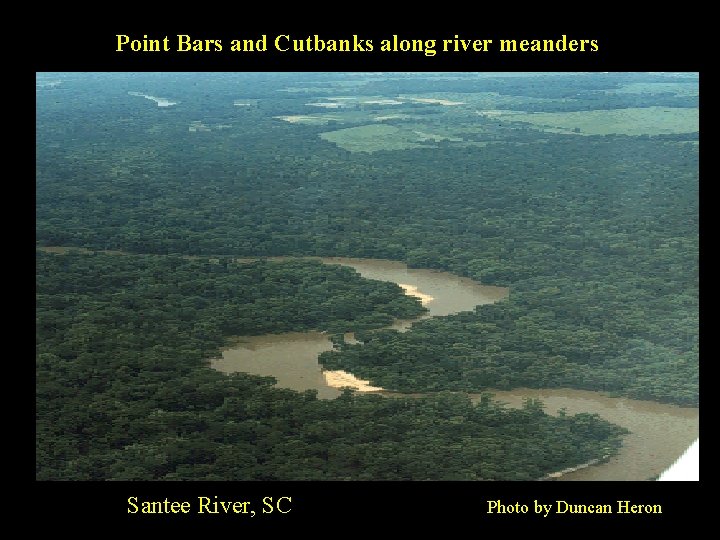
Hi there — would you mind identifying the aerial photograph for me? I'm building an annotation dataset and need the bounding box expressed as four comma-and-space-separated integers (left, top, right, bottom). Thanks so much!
36, 72, 698, 481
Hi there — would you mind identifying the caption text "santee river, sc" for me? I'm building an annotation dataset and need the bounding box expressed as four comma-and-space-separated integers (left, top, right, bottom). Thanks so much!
127, 496, 292, 516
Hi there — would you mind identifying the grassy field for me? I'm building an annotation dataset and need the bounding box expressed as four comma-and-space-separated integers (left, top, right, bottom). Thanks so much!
319, 122, 491, 152
320, 124, 430, 152
611, 82, 699, 97
281, 89, 698, 150
274, 115, 343, 125
404, 92, 564, 109
490, 107, 699, 136
274, 107, 422, 127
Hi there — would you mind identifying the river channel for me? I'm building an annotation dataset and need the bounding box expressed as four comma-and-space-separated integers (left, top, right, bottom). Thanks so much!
38, 247, 699, 480
212, 256, 699, 481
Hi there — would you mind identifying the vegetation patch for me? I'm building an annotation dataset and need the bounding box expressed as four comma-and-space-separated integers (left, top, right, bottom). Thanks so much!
610, 82, 699, 97
489, 107, 699, 136
320, 124, 431, 152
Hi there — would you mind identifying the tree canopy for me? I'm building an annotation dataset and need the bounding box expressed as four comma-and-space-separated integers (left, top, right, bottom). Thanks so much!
36, 72, 697, 480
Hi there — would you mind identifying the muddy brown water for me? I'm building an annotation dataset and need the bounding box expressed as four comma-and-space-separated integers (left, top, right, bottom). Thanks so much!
38, 247, 699, 480
474, 389, 698, 481
213, 257, 698, 481
212, 257, 509, 396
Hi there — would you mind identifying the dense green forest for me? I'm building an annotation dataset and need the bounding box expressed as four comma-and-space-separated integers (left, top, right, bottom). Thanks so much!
36, 251, 625, 480
36, 72, 698, 480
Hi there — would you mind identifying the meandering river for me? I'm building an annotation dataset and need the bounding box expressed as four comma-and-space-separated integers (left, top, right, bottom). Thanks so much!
212, 256, 699, 481
212, 257, 509, 395
38, 247, 699, 480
